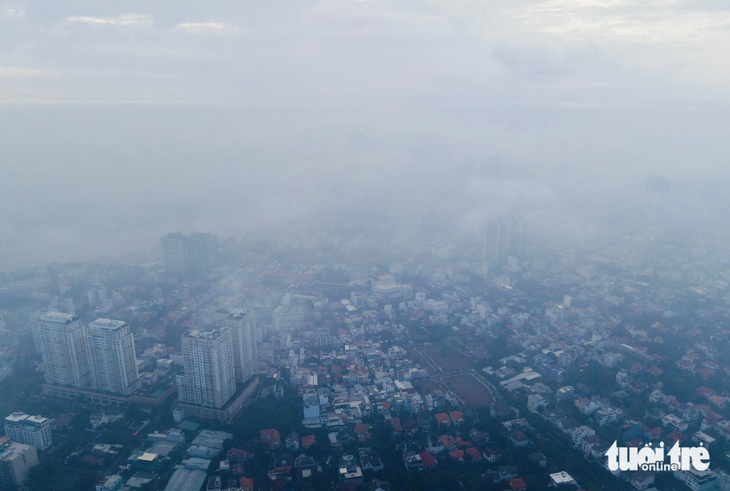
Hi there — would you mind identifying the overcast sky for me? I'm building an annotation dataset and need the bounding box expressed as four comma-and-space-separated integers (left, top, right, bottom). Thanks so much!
2, 0, 730, 104
2, 1, 730, 271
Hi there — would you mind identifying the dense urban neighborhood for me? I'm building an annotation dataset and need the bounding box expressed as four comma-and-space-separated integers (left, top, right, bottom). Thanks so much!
1, 217, 730, 491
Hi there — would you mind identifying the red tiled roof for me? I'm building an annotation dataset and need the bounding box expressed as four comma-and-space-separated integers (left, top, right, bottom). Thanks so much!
466, 447, 482, 461
434, 413, 451, 424
419, 452, 438, 468
449, 450, 464, 461
509, 477, 528, 491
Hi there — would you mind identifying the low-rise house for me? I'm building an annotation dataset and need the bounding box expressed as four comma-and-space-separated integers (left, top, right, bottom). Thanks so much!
509, 431, 528, 447
434, 413, 451, 427
420, 452, 438, 471
450, 411, 465, 426
259, 429, 281, 450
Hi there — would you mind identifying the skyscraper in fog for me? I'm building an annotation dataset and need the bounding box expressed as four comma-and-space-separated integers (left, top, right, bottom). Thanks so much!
160, 232, 218, 275
216, 308, 257, 383
507, 215, 528, 257
85, 319, 139, 395
189, 232, 219, 274
177, 328, 236, 409
484, 216, 507, 262
160, 232, 190, 275
483, 215, 528, 263
36, 312, 89, 387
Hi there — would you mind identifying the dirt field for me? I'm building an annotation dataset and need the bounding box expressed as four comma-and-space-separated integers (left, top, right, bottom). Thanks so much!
422, 344, 471, 372
403, 347, 437, 375
443, 373, 495, 407
413, 378, 441, 396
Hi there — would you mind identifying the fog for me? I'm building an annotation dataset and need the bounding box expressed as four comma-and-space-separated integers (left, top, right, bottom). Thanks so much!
3, 0, 730, 271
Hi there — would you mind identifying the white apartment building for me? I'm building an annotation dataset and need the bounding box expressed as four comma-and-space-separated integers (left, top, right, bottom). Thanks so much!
85, 319, 140, 395
177, 328, 236, 409
0, 440, 39, 488
4, 413, 52, 451
36, 312, 89, 387
216, 308, 257, 384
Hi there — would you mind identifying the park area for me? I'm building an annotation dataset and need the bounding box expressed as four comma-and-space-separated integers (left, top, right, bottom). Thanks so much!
443, 373, 495, 407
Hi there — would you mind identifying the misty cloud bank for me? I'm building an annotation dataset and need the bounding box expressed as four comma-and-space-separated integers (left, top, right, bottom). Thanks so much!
2, 1, 730, 271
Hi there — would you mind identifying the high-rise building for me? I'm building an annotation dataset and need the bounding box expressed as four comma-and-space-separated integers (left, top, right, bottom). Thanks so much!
36, 312, 89, 388
160, 232, 190, 275
160, 232, 218, 275
216, 309, 257, 384
482, 215, 528, 263
4, 413, 52, 452
85, 319, 140, 395
177, 328, 236, 409
484, 216, 507, 263
0, 440, 39, 488
507, 216, 528, 257
188, 232, 219, 274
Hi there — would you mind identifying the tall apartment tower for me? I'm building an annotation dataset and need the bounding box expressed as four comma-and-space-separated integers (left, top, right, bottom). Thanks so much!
160, 232, 218, 275
160, 232, 190, 275
188, 232, 219, 274
85, 319, 140, 395
216, 308, 257, 383
507, 216, 528, 257
4, 413, 52, 451
177, 328, 236, 409
36, 312, 89, 387
484, 216, 508, 262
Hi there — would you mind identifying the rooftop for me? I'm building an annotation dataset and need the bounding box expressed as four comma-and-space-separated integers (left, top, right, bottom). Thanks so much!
184, 328, 227, 340
89, 318, 128, 330
39, 312, 77, 323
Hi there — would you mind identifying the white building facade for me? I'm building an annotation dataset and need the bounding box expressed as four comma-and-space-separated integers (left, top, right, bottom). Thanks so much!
177, 328, 236, 409
4, 413, 52, 451
36, 312, 89, 387
85, 319, 140, 395
216, 308, 257, 383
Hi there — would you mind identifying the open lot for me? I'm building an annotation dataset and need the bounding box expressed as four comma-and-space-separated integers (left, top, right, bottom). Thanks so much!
443, 373, 495, 407
413, 378, 441, 395
422, 344, 471, 372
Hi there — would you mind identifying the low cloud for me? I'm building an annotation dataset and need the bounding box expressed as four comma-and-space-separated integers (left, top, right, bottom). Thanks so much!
65, 14, 153, 27
175, 22, 237, 33
0, 67, 60, 79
